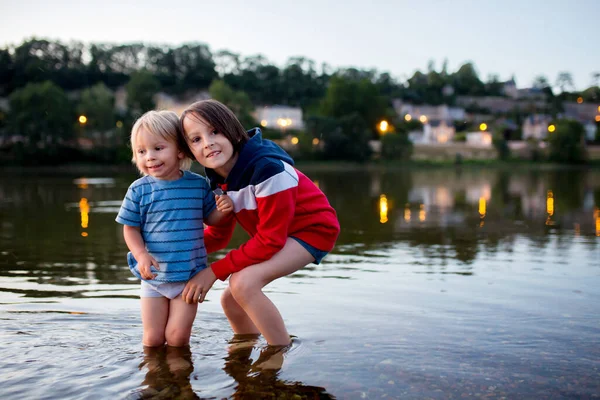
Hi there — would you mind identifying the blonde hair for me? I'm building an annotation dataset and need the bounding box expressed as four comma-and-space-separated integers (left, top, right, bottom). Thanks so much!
130, 110, 192, 174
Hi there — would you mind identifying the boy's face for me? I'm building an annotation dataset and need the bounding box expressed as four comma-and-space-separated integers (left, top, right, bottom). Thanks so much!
134, 128, 183, 180
183, 114, 238, 178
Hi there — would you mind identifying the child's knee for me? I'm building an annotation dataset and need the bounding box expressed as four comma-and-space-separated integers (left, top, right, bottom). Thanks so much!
228, 274, 259, 304
143, 331, 166, 347
165, 328, 191, 347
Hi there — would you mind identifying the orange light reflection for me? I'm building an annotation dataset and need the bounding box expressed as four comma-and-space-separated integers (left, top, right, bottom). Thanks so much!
379, 194, 388, 224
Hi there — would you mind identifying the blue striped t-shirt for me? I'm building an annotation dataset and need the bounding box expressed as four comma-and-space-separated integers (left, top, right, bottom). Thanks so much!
115, 170, 216, 286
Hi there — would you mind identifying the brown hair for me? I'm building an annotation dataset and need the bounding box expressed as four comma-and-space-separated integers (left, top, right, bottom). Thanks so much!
130, 110, 192, 174
179, 100, 249, 160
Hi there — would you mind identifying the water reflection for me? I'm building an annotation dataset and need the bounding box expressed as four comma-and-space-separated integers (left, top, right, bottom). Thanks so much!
223, 335, 334, 400
0, 167, 599, 291
132, 345, 198, 400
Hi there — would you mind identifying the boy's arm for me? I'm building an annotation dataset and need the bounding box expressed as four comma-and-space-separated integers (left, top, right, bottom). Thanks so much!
203, 210, 236, 254
122, 225, 159, 279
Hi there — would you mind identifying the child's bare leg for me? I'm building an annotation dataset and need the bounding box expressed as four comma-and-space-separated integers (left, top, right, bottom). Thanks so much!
221, 286, 260, 335
164, 295, 198, 347
228, 238, 314, 345
141, 297, 170, 347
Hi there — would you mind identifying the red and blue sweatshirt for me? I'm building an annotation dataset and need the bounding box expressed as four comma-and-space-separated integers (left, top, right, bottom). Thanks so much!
204, 128, 340, 280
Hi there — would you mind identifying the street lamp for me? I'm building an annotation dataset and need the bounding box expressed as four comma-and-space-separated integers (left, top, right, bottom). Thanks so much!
548, 124, 556, 133
79, 115, 87, 125
479, 123, 487, 131
378, 120, 389, 135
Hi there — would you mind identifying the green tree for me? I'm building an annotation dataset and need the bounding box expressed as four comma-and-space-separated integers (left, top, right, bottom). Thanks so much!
208, 80, 256, 128
306, 113, 372, 162
78, 82, 116, 147
492, 133, 510, 161
547, 119, 587, 164
126, 70, 160, 114
8, 80, 74, 147
381, 132, 413, 161
318, 75, 389, 138
555, 71, 574, 94
452, 62, 485, 96
0, 48, 14, 95
78, 82, 115, 131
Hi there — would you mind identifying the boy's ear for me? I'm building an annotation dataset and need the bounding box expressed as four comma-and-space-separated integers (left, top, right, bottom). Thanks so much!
178, 151, 185, 159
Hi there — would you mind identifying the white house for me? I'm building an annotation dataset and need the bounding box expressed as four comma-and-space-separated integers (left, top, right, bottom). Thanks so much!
154, 91, 210, 115
466, 131, 493, 147
522, 115, 553, 140
393, 101, 466, 122
255, 105, 304, 131
409, 120, 455, 144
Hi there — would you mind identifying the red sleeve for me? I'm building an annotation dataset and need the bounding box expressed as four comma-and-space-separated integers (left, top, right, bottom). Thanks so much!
210, 180, 297, 281
204, 214, 236, 254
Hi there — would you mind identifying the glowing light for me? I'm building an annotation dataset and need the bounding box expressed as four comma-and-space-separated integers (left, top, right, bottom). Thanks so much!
548, 124, 556, 133
595, 208, 600, 237
312, 138, 320, 145
419, 204, 426, 222
546, 190, 554, 216
404, 204, 411, 222
419, 115, 428, 123
595, 115, 600, 122
379, 194, 388, 224
78, 115, 87, 124
378, 120, 389, 134
404, 114, 412, 122
479, 123, 487, 131
598, 106, 600, 112
81, 232, 88, 237
116, 121, 123, 128
479, 197, 486, 217
577, 97, 583, 104
291, 137, 299, 145
260, 120, 268, 127
79, 197, 89, 229
277, 118, 292, 128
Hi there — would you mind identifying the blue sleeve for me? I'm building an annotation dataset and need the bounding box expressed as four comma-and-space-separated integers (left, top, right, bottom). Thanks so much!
202, 176, 217, 218
115, 185, 141, 226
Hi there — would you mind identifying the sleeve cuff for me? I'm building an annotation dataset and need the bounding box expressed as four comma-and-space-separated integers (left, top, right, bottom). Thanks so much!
211, 258, 233, 281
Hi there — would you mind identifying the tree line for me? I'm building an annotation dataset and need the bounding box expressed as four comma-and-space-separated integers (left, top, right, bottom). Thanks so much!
0, 38, 598, 165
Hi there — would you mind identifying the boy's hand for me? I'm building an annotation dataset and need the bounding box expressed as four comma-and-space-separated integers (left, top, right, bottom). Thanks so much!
136, 252, 160, 280
183, 267, 217, 304
216, 194, 233, 214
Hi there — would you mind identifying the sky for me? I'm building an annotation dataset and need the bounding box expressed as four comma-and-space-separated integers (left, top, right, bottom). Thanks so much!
1, 0, 599, 91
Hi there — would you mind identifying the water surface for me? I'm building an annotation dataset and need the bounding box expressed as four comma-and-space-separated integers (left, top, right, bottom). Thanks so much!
1, 166, 599, 399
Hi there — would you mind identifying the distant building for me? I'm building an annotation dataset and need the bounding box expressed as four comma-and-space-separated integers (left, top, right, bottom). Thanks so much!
409, 120, 455, 144
502, 79, 518, 98
255, 105, 304, 131
466, 131, 493, 147
154, 91, 210, 115
563, 102, 600, 122
516, 87, 547, 101
522, 114, 553, 140
393, 101, 466, 122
